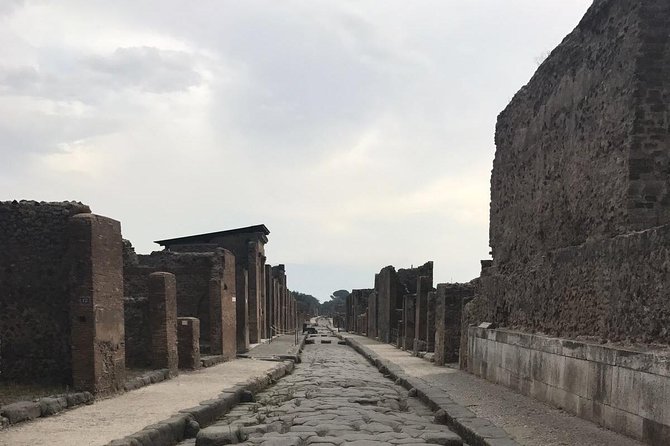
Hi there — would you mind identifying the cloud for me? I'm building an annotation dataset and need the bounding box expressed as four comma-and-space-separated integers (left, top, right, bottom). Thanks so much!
0, 0, 24, 16
0, 0, 594, 300
84, 46, 202, 93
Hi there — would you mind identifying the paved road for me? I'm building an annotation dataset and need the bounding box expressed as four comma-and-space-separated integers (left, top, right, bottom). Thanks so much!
188, 329, 464, 445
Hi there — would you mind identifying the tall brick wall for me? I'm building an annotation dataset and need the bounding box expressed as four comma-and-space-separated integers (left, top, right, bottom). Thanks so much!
475, 0, 670, 345
0, 201, 90, 384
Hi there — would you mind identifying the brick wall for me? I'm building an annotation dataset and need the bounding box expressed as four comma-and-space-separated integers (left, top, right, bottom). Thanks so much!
0, 201, 90, 384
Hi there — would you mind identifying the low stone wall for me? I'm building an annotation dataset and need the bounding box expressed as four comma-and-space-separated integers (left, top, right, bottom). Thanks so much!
467, 327, 670, 445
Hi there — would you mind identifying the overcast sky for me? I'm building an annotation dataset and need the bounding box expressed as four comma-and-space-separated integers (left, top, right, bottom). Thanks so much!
1, 0, 592, 301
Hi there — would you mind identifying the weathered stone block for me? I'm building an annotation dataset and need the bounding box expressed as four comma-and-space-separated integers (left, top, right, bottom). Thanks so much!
0, 401, 41, 424
39, 397, 67, 416
178, 317, 201, 370
149, 272, 178, 376
69, 213, 125, 395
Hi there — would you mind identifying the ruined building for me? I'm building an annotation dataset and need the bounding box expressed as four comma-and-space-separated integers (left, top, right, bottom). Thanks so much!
463, 1, 670, 443
155, 225, 270, 352
0, 202, 298, 406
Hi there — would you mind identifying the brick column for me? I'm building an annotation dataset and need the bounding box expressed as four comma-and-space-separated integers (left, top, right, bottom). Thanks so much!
236, 269, 249, 353
247, 242, 261, 344
177, 317, 200, 370
426, 291, 436, 352
414, 276, 431, 354
367, 291, 377, 339
209, 278, 224, 356
272, 277, 281, 334
148, 272, 178, 376
68, 213, 125, 395
265, 265, 273, 338
402, 294, 415, 350
260, 255, 267, 340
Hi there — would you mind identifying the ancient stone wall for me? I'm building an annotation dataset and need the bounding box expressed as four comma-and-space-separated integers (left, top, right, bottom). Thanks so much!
375, 267, 400, 344
367, 291, 378, 339
397, 262, 433, 295
123, 296, 150, 368
0, 201, 90, 384
434, 283, 474, 366
478, 0, 670, 344
68, 213, 125, 394
126, 249, 233, 354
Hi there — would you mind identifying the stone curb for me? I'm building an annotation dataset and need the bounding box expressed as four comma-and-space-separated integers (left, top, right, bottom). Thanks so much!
103, 360, 296, 446
342, 334, 521, 446
201, 356, 227, 368
124, 369, 171, 392
0, 369, 173, 431
0, 391, 94, 428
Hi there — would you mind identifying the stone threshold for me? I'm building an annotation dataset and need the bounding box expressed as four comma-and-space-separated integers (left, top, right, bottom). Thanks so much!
341, 334, 521, 446
104, 360, 296, 446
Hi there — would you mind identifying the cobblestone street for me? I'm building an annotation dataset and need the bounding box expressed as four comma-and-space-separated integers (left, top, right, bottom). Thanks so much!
188, 330, 464, 446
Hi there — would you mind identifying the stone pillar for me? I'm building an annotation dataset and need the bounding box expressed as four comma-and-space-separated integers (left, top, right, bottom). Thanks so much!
236, 269, 249, 353
247, 242, 261, 344
367, 291, 377, 339
68, 213, 125, 395
260, 256, 267, 340
148, 272, 178, 376
178, 317, 200, 370
402, 294, 416, 350
264, 264, 273, 339
434, 283, 474, 366
426, 291, 436, 352
272, 278, 279, 335
376, 267, 400, 344
414, 276, 431, 354
209, 249, 236, 359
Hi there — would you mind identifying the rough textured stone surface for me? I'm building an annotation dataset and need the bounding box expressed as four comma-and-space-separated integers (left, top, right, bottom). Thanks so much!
124, 295, 151, 368
156, 227, 270, 350
68, 213, 125, 395
0, 401, 41, 424
434, 284, 474, 366
183, 326, 463, 446
413, 276, 432, 354
401, 294, 416, 351
149, 272, 179, 375
178, 317, 201, 370
0, 200, 90, 384
125, 247, 235, 355
426, 292, 436, 353
475, 0, 670, 345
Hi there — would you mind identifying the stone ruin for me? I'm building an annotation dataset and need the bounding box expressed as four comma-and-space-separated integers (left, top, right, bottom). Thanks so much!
461, 1, 670, 442
344, 2, 670, 442
473, 0, 670, 344
0, 201, 297, 409
0, 201, 125, 394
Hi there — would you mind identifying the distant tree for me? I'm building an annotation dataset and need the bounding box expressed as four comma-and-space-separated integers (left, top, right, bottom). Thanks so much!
293, 291, 321, 323
320, 289, 350, 318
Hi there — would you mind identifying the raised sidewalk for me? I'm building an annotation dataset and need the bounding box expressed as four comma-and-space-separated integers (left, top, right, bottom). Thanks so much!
0, 336, 302, 446
342, 333, 643, 446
